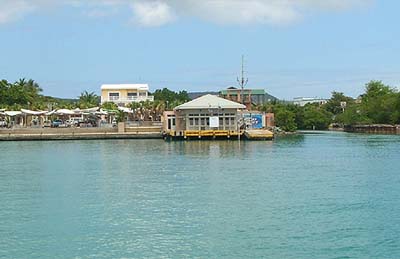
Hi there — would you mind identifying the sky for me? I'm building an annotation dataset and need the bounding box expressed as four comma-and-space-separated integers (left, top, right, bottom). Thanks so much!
0, 0, 399, 100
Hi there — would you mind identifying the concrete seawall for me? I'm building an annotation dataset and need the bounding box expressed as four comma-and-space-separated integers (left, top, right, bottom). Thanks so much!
344, 124, 400, 134
0, 127, 163, 141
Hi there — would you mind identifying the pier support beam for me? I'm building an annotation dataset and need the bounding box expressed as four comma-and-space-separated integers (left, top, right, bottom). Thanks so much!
118, 122, 126, 133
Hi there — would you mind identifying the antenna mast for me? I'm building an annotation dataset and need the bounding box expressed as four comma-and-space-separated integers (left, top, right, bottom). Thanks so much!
237, 55, 248, 104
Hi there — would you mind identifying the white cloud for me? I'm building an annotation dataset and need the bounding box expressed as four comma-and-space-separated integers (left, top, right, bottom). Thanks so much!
131, 1, 176, 27
0, 0, 373, 26
0, 0, 35, 24
165, 0, 372, 25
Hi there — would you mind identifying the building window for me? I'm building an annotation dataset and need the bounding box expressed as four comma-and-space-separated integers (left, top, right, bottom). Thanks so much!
225, 117, 230, 126
127, 92, 137, 101
109, 92, 119, 101
139, 92, 147, 97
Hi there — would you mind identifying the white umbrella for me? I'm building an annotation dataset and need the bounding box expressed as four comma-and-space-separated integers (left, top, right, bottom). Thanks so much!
96, 109, 108, 115
56, 109, 75, 115
5, 111, 22, 116
118, 106, 133, 114
46, 110, 56, 116
21, 109, 47, 115
83, 107, 99, 113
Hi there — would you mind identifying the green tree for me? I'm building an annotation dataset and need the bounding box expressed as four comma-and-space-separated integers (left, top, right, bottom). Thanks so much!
101, 102, 118, 111
153, 88, 190, 108
275, 109, 297, 132
0, 78, 43, 108
78, 91, 99, 108
324, 91, 354, 115
176, 90, 190, 102
153, 88, 176, 103
335, 104, 371, 125
302, 104, 333, 130
116, 110, 126, 122
360, 81, 398, 124
0, 80, 10, 106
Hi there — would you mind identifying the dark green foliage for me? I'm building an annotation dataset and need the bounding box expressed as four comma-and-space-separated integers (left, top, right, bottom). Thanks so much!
360, 81, 399, 124
0, 78, 42, 108
302, 104, 333, 130
324, 91, 354, 115
101, 102, 118, 111
78, 91, 99, 108
153, 88, 190, 104
0, 78, 76, 110
116, 110, 126, 123
335, 104, 371, 125
275, 109, 297, 132
257, 80, 400, 131
333, 81, 400, 125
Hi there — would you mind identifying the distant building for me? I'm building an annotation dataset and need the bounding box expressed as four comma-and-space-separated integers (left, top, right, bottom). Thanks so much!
188, 91, 219, 100
219, 87, 277, 109
293, 97, 327, 107
265, 113, 275, 128
163, 94, 246, 138
100, 84, 154, 107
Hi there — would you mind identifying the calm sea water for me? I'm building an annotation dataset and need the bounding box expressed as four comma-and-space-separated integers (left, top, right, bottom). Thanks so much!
1, 132, 400, 259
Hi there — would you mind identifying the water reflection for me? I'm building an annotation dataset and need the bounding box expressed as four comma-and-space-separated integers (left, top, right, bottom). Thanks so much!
166, 140, 277, 159
274, 134, 305, 147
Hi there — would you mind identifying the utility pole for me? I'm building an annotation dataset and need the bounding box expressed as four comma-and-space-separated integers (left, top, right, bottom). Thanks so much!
236, 55, 248, 141
237, 55, 248, 105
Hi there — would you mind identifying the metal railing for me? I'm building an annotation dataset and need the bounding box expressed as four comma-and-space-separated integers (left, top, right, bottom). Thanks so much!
105, 96, 154, 103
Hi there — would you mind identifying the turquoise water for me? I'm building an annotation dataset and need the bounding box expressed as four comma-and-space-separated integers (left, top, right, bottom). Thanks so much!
1, 132, 400, 259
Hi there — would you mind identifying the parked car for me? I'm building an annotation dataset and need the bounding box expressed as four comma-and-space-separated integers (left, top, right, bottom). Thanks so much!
51, 119, 63, 128
0, 120, 7, 128
65, 119, 79, 127
43, 120, 51, 127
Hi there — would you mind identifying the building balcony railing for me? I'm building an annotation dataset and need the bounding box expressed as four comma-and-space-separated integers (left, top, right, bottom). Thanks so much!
103, 96, 154, 103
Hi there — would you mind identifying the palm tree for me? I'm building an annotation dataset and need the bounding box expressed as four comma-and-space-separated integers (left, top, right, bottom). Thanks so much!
78, 91, 99, 108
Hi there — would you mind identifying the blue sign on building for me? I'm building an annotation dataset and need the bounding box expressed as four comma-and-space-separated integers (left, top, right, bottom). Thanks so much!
244, 114, 263, 129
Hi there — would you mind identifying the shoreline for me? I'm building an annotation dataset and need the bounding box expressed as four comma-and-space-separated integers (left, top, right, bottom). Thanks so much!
0, 127, 163, 141
0, 132, 163, 141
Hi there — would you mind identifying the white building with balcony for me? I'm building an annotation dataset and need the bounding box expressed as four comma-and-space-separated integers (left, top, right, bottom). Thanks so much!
293, 97, 327, 107
100, 84, 154, 107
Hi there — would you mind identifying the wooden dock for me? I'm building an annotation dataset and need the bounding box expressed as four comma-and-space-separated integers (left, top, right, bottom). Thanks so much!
164, 129, 274, 140
244, 129, 274, 140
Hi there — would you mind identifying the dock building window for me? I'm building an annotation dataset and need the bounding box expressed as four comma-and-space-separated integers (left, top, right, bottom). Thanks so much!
185, 112, 237, 131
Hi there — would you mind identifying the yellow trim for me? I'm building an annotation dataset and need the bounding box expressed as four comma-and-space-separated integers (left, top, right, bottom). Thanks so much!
184, 130, 200, 137
166, 130, 245, 138
200, 130, 214, 137
214, 130, 229, 136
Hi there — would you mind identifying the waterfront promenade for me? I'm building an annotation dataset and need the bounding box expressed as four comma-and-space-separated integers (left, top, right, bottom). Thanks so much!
0, 125, 163, 141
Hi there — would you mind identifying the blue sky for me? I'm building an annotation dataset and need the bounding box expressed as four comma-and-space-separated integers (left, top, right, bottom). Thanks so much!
0, 0, 399, 100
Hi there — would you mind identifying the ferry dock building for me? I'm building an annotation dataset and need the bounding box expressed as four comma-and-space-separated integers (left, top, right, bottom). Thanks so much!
163, 94, 273, 140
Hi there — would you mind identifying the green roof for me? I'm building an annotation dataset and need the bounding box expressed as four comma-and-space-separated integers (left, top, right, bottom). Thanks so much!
220, 88, 265, 95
